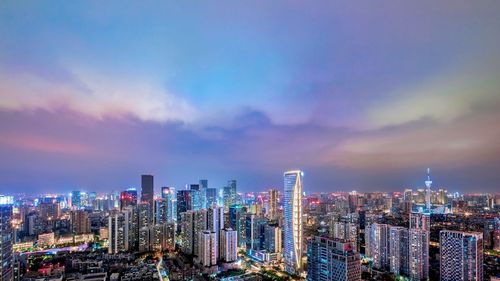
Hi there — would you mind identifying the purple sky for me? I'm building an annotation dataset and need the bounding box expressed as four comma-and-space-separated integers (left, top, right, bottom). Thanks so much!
1, 1, 500, 193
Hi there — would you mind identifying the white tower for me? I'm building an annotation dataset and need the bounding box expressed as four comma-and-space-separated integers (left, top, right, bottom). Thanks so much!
424, 168, 432, 212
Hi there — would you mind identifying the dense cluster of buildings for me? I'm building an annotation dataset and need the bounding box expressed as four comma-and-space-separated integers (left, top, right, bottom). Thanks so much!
0, 169, 499, 280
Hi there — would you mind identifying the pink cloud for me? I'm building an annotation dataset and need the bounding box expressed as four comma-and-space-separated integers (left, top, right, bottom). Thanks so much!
0, 133, 92, 155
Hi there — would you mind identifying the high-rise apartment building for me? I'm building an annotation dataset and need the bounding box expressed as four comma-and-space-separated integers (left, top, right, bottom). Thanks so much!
331, 222, 358, 251
199, 231, 217, 267
220, 228, 238, 262
154, 199, 168, 225
440, 230, 483, 281
389, 226, 409, 277
108, 212, 126, 254
367, 223, 389, 270
284, 170, 304, 274
180, 211, 195, 255
409, 229, 429, 280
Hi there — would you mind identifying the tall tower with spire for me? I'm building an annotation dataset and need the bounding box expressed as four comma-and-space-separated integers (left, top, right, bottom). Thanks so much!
424, 168, 432, 212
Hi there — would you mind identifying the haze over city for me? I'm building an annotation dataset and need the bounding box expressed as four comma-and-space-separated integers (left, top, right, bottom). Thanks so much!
1, 1, 500, 193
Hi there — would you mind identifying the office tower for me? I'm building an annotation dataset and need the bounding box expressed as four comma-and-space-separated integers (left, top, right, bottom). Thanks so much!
70, 210, 90, 234
207, 206, 224, 259
165, 223, 176, 251
440, 230, 483, 281
331, 222, 358, 251
120, 188, 138, 210
284, 170, 304, 274
307, 236, 361, 281
108, 212, 126, 254
410, 212, 430, 231
223, 180, 237, 211
0, 198, 13, 281
39, 202, 61, 220
155, 199, 168, 225
141, 175, 154, 222
199, 179, 208, 209
367, 223, 389, 270
389, 226, 409, 277
177, 190, 192, 223
409, 229, 429, 280
199, 231, 217, 267
72, 191, 82, 209
264, 224, 282, 253
180, 211, 195, 255
245, 214, 268, 250
193, 209, 208, 256
220, 228, 238, 262
187, 184, 202, 211
229, 205, 246, 246
138, 202, 151, 229
206, 188, 217, 208
268, 189, 278, 221
161, 187, 175, 223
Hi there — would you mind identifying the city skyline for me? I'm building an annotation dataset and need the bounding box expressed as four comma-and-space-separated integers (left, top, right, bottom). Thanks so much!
1, 2, 500, 193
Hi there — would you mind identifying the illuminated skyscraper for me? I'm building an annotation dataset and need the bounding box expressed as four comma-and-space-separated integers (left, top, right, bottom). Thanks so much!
161, 187, 175, 223
389, 226, 409, 277
199, 231, 217, 267
206, 188, 217, 208
120, 188, 138, 210
108, 212, 126, 254
223, 180, 237, 211
367, 223, 389, 270
268, 189, 278, 221
199, 179, 208, 208
307, 237, 361, 281
284, 170, 303, 274
0, 196, 13, 281
207, 206, 224, 259
177, 190, 192, 223
331, 222, 358, 251
220, 228, 238, 262
410, 212, 430, 231
409, 229, 429, 280
440, 230, 483, 281
154, 199, 168, 225
72, 191, 82, 209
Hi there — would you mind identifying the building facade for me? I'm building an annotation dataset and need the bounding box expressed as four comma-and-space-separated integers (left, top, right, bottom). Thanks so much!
283, 170, 304, 274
